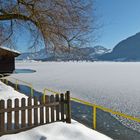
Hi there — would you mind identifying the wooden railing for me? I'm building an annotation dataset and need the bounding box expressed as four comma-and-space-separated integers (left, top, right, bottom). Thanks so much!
0, 92, 71, 136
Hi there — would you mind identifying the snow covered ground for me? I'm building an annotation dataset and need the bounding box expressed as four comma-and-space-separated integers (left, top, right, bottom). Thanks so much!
0, 81, 112, 140
10, 61, 140, 118
0, 121, 112, 140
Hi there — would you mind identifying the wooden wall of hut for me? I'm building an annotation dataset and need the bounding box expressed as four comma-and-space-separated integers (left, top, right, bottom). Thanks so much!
0, 57, 15, 73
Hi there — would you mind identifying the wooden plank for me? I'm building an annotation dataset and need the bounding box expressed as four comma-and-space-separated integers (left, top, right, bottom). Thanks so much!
0, 102, 60, 113
0, 100, 5, 132
21, 98, 26, 128
34, 97, 38, 125
45, 95, 49, 123
15, 98, 19, 129
7, 99, 12, 130
60, 94, 65, 122
65, 91, 71, 123
55, 94, 59, 121
50, 95, 54, 122
40, 96, 44, 124
28, 97, 32, 127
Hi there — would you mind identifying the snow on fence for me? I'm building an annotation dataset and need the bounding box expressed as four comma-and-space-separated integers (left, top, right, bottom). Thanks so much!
0, 92, 71, 136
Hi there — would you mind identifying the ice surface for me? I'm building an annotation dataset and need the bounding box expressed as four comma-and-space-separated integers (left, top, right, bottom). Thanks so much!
11, 61, 140, 118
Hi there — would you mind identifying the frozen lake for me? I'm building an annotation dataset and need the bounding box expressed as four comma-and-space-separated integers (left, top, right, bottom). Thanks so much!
10, 61, 140, 117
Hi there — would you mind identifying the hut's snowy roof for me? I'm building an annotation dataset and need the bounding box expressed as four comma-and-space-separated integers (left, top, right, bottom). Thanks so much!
0, 46, 20, 57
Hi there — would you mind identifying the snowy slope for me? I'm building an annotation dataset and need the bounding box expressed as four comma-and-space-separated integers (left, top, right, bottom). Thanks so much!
0, 81, 112, 140
0, 81, 27, 100
0, 121, 112, 140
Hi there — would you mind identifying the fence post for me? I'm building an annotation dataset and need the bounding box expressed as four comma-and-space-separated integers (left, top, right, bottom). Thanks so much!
15, 98, 19, 129
43, 88, 46, 103
28, 97, 32, 127
34, 97, 38, 125
0, 75, 4, 82
6, 79, 8, 85
50, 95, 55, 122
40, 96, 44, 124
93, 105, 97, 130
45, 95, 49, 124
7, 99, 12, 130
60, 93, 64, 122
15, 80, 18, 90
0, 74, 3, 79
3, 78, 5, 83
21, 98, 26, 128
55, 94, 60, 121
30, 84, 34, 97
65, 91, 71, 123
0, 100, 5, 132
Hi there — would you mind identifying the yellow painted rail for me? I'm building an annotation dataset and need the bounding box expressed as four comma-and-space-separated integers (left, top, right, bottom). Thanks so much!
1, 76, 140, 130
43, 87, 140, 129
4, 77, 34, 97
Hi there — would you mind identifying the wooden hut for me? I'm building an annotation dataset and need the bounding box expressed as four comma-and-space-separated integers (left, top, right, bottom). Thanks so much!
0, 47, 20, 73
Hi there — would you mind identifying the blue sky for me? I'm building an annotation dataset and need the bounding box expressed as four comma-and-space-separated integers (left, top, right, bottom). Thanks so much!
17, 0, 140, 52
94, 0, 140, 49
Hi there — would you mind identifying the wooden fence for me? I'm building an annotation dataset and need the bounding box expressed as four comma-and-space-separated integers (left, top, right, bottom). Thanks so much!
0, 91, 71, 136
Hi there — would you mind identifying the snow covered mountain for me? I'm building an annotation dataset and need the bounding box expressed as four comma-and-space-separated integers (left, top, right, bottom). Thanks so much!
99, 32, 140, 61
17, 46, 110, 61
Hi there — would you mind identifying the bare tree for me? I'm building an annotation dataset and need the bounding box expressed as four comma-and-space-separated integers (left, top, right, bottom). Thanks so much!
0, 0, 95, 51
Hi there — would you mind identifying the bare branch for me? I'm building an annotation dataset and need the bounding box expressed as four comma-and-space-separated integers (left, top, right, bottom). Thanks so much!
0, 0, 96, 51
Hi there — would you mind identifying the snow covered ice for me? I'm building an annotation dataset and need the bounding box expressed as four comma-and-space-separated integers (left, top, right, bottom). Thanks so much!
12, 61, 140, 117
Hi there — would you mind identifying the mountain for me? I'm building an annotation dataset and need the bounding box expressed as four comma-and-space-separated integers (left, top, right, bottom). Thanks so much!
17, 46, 110, 61
99, 32, 140, 61
88, 46, 111, 58
17, 48, 50, 60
